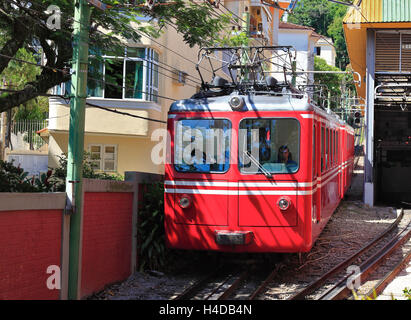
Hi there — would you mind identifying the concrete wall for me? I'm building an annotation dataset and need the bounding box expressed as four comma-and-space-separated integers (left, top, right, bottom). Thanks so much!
0, 193, 66, 300
80, 190, 134, 298
0, 175, 146, 300
7, 152, 49, 177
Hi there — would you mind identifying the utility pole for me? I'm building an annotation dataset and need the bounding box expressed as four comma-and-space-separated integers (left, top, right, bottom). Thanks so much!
66, 0, 91, 300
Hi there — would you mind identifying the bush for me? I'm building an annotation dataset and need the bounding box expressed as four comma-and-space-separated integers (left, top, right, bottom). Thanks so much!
137, 181, 166, 271
0, 160, 39, 192
0, 153, 124, 193
51, 153, 123, 191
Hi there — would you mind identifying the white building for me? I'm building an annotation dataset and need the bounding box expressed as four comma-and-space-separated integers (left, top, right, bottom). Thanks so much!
278, 22, 321, 86
314, 36, 337, 67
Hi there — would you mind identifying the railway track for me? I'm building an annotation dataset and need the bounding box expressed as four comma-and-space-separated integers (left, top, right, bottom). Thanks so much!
173, 208, 411, 301
287, 208, 411, 300
173, 267, 251, 300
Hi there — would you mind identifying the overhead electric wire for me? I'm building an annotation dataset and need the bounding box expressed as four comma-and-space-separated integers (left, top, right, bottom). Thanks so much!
85, 101, 167, 124
0, 49, 180, 102
209, 0, 307, 79
0, 88, 168, 124
0, 53, 69, 74
0, 49, 183, 102
86, 74, 177, 102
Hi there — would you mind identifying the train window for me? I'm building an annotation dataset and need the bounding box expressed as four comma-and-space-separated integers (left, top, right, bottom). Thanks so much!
313, 125, 316, 177
337, 132, 340, 164
334, 131, 337, 165
174, 119, 231, 173
336, 132, 339, 163
326, 128, 329, 169
321, 127, 325, 172
238, 118, 300, 174
330, 130, 333, 166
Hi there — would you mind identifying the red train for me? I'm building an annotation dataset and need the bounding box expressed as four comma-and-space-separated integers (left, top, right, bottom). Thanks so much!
164, 47, 355, 253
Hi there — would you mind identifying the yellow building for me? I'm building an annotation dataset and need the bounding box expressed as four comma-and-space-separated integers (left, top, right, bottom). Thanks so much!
46, 1, 289, 176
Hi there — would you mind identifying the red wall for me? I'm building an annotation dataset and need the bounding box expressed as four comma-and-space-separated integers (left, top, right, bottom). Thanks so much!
0, 210, 62, 300
80, 192, 133, 298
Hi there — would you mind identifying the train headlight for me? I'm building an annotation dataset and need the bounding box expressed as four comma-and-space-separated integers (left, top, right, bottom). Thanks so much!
277, 197, 291, 211
229, 96, 244, 110
179, 195, 192, 209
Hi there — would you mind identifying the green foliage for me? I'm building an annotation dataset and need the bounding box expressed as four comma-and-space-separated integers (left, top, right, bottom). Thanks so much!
220, 32, 250, 47
352, 287, 411, 300
51, 153, 124, 191
0, 153, 123, 193
151, 0, 232, 48
0, 160, 38, 192
288, 0, 349, 69
0, 45, 48, 120
314, 56, 343, 109
403, 287, 411, 300
13, 96, 49, 121
137, 181, 166, 272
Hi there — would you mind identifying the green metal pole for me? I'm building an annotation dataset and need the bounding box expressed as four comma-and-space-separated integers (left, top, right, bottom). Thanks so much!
67, 0, 90, 300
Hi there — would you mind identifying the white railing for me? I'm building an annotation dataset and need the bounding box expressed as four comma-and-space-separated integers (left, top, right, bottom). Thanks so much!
10, 120, 48, 151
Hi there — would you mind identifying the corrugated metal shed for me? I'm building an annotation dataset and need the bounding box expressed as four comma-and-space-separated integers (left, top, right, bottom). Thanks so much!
344, 0, 382, 23
383, 0, 411, 22
344, 0, 411, 24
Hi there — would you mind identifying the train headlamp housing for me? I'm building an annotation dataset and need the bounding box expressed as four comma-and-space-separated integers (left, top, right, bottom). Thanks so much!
229, 96, 245, 110
277, 197, 291, 211
179, 194, 192, 209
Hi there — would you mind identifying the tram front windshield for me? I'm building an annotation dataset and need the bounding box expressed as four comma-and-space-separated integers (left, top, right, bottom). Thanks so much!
239, 118, 300, 174
174, 119, 231, 173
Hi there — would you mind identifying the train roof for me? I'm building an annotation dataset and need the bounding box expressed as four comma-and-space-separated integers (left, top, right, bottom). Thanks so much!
170, 94, 314, 113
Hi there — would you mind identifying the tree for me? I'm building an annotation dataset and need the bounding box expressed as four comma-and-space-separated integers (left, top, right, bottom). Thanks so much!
0, 0, 231, 113
0, 41, 48, 120
314, 56, 343, 110
288, 0, 349, 69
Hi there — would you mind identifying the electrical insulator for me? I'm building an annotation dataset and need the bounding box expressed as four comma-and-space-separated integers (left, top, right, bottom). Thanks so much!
354, 111, 361, 124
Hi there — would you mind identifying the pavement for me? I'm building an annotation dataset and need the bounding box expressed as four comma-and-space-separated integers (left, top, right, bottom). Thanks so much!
376, 265, 411, 300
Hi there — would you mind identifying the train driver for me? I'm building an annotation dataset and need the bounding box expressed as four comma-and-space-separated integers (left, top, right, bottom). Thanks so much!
278, 145, 298, 170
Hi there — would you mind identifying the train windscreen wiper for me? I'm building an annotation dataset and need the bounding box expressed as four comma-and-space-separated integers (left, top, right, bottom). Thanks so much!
243, 151, 273, 178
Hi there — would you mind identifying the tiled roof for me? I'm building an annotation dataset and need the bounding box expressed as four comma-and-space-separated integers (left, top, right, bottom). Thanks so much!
279, 22, 322, 38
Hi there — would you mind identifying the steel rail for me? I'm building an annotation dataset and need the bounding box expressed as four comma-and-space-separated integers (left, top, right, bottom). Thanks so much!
363, 248, 411, 299
173, 269, 221, 300
203, 273, 236, 300
174, 267, 248, 300
217, 270, 250, 300
248, 264, 286, 300
319, 214, 411, 300
289, 209, 404, 300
